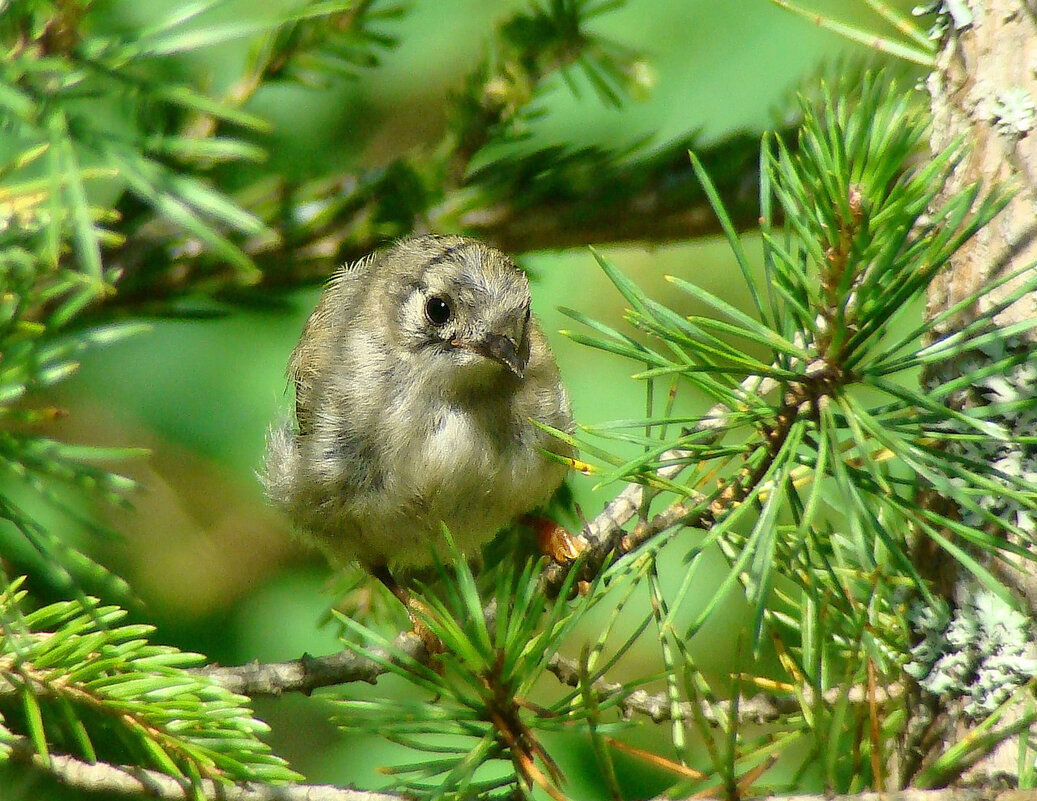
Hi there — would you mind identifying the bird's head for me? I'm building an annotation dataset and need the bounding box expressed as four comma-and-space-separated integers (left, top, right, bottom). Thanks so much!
387, 235, 533, 385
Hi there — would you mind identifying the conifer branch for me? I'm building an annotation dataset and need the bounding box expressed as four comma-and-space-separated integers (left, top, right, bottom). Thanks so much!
195, 631, 428, 696
545, 654, 906, 725
6, 734, 400, 801
196, 631, 905, 730
96, 163, 764, 316
668, 792, 1035, 801
541, 373, 782, 592
13, 731, 1034, 801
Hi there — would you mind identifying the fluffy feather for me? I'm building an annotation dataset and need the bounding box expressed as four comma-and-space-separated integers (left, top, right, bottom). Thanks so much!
263, 235, 574, 568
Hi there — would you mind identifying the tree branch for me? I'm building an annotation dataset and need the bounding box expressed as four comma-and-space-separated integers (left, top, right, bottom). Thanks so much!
542, 373, 781, 592
199, 644, 904, 732
195, 631, 427, 697
5, 735, 400, 801
86, 131, 769, 320
96, 189, 763, 316
666, 791, 1033, 801
11, 730, 1033, 801
545, 653, 905, 725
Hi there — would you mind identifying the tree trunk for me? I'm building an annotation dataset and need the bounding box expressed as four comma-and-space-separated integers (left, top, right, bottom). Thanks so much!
928, 1, 1037, 342
922, 0, 1037, 784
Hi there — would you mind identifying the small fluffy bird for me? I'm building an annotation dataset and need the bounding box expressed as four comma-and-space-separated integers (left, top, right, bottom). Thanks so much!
264, 234, 575, 579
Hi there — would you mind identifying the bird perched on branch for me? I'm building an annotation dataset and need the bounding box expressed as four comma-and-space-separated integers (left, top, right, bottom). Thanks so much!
264, 234, 575, 602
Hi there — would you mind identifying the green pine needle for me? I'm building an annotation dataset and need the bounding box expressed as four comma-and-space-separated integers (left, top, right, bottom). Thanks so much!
0, 578, 301, 786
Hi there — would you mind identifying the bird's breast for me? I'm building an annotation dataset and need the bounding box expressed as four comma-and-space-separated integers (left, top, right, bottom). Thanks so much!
386, 396, 534, 507
422, 406, 493, 478
424, 401, 527, 484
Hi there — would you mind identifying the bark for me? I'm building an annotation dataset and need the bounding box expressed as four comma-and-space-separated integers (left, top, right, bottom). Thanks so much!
922, 0, 1037, 785
927, 1, 1037, 340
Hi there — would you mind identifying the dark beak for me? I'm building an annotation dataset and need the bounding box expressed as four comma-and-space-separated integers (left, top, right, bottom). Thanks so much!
473, 333, 527, 378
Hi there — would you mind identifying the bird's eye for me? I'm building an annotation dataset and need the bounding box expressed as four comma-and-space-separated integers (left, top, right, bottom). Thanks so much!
424, 296, 451, 326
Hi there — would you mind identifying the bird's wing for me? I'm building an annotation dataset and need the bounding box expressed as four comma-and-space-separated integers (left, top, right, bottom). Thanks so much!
288, 257, 372, 436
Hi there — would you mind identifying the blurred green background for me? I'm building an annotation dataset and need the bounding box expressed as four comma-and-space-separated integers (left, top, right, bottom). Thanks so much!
28, 0, 923, 796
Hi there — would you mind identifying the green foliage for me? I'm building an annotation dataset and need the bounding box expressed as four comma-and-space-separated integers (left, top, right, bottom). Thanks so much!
0, 576, 299, 788
332, 540, 633, 800
568, 73, 1026, 594
558, 73, 1035, 789
0, 0, 324, 595
249, 0, 406, 85
0, 0, 271, 283
768, 0, 936, 65
0, 0, 672, 314
0, 0, 413, 311
495, 0, 640, 108
1, 0, 1034, 797
0, 1, 697, 796
0, 193, 145, 601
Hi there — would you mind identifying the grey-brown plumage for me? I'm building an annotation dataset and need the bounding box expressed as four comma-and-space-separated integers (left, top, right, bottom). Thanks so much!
263, 234, 575, 569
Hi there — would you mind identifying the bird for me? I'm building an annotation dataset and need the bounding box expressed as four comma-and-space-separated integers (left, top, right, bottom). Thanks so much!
263, 234, 575, 600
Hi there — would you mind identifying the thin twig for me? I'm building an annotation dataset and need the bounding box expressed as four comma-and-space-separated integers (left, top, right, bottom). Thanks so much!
195, 631, 427, 696
196, 627, 905, 733
542, 373, 781, 592
545, 653, 905, 726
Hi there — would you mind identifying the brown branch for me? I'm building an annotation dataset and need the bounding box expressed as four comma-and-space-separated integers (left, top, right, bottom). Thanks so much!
198, 644, 905, 731
541, 373, 782, 593
15, 725, 1029, 801
5, 734, 400, 801
195, 631, 427, 697
92, 185, 764, 320
80, 122, 773, 322
665, 791, 1032, 801
545, 653, 905, 726
467, 191, 764, 256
